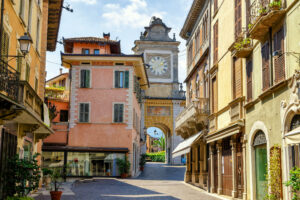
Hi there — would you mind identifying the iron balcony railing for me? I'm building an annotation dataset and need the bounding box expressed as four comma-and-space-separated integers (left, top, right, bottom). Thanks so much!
0, 59, 20, 102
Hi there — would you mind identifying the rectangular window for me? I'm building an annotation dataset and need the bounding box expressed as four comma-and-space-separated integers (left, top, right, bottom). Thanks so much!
59, 78, 66, 87
188, 43, 193, 66
36, 18, 40, 51
82, 49, 90, 54
28, 0, 32, 33
213, 21, 218, 64
235, 0, 242, 39
233, 58, 242, 99
114, 104, 124, 123
35, 77, 38, 92
25, 63, 30, 82
60, 110, 69, 122
80, 70, 90, 88
114, 71, 129, 88
261, 41, 270, 91
212, 77, 217, 113
246, 58, 253, 102
79, 103, 89, 123
273, 27, 285, 83
94, 49, 100, 54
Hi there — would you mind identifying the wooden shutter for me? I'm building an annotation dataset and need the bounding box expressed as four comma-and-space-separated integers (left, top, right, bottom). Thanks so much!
119, 104, 124, 122
80, 70, 85, 88
114, 104, 118, 122
274, 27, 285, 83
114, 71, 119, 88
213, 21, 218, 64
79, 103, 84, 122
84, 103, 89, 122
235, 0, 242, 39
246, 59, 253, 101
233, 58, 242, 99
212, 77, 217, 113
124, 71, 129, 88
262, 42, 270, 91
85, 70, 90, 88
214, 0, 218, 14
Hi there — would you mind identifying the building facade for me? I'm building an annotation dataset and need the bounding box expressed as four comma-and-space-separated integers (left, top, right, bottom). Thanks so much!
173, 0, 211, 190
133, 17, 186, 165
42, 34, 149, 178
0, 0, 62, 198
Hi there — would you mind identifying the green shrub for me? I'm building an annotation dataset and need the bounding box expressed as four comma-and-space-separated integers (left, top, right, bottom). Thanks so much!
116, 156, 130, 174
285, 167, 300, 200
6, 197, 34, 200
146, 151, 165, 162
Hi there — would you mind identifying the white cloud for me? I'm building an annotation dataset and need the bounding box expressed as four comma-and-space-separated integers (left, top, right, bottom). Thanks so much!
69, 0, 97, 5
102, 0, 165, 28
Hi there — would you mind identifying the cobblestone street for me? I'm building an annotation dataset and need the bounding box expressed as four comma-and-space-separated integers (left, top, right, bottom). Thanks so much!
33, 163, 222, 200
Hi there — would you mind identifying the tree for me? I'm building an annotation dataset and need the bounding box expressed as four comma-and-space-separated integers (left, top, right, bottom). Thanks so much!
153, 137, 165, 151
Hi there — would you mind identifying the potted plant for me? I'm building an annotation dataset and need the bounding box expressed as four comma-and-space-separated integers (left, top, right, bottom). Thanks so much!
242, 38, 251, 48
269, 0, 281, 10
50, 167, 64, 200
258, 6, 267, 16
117, 156, 131, 178
42, 168, 53, 188
248, 23, 253, 30
139, 154, 147, 171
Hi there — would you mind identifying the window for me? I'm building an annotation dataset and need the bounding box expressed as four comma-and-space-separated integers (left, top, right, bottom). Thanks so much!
79, 103, 89, 123
188, 43, 193, 67
246, 58, 253, 102
213, 21, 218, 64
196, 74, 200, 98
212, 77, 217, 113
94, 49, 100, 54
1, 30, 9, 62
59, 78, 66, 87
82, 49, 90, 54
35, 77, 38, 92
235, 0, 242, 39
28, 0, 32, 33
60, 110, 68, 122
19, 0, 25, 21
25, 63, 30, 82
36, 18, 40, 51
261, 41, 270, 91
114, 104, 124, 123
273, 27, 285, 83
195, 27, 200, 53
80, 70, 90, 88
233, 57, 242, 99
114, 71, 129, 88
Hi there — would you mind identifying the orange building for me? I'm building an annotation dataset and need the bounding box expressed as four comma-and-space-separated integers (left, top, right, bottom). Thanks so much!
42, 33, 149, 177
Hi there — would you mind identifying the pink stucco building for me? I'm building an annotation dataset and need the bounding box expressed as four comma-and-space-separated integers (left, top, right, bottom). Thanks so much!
42, 33, 148, 177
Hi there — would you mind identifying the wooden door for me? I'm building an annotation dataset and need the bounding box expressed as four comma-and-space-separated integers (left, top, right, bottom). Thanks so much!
222, 148, 233, 196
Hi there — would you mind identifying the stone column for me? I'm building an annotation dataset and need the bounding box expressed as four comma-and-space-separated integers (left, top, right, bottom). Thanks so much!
185, 152, 191, 182
210, 144, 215, 193
231, 139, 238, 198
217, 141, 222, 195
242, 137, 247, 200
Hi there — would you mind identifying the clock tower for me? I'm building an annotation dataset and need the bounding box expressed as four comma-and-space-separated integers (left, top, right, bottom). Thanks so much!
133, 17, 185, 165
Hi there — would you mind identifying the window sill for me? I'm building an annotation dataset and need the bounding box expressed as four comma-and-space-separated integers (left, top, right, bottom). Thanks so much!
258, 79, 289, 100
77, 122, 91, 124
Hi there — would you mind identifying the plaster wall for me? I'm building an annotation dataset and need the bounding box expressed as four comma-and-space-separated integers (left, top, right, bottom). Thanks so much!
72, 43, 111, 54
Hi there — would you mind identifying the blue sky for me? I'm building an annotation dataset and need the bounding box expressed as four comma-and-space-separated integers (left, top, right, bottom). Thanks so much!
46, 0, 193, 84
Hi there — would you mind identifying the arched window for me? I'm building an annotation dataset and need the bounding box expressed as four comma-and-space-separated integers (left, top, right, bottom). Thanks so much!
289, 114, 300, 131
253, 130, 267, 146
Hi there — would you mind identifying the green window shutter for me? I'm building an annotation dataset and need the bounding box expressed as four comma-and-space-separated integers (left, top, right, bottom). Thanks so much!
85, 103, 89, 122
115, 71, 119, 88
79, 103, 84, 122
85, 70, 90, 88
125, 71, 129, 88
114, 104, 118, 122
119, 104, 124, 122
80, 70, 85, 88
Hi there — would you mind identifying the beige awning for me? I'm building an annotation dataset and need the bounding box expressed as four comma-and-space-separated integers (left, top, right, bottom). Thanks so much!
172, 131, 203, 158
285, 127, 300, 145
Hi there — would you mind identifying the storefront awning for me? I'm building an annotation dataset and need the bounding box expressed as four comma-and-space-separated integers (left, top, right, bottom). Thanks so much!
285, 127, 300, 145
172, 131, 203, 158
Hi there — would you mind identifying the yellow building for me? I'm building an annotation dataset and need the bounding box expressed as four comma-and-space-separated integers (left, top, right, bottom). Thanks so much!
0, 0, 62, 198
242, 0, 300, 199
174, 0, 210, 190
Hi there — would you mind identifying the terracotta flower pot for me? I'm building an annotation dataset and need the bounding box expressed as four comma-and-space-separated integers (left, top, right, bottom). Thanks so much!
121, 173, 127, 178
50, 191, 63, 200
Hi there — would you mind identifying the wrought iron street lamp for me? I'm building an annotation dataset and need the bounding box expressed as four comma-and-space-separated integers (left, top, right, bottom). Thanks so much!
18, 33, 32, 55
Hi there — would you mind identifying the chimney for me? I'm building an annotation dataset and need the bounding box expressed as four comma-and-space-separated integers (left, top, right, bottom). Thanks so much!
59, 68, 63, 74
103, 32, 110, 40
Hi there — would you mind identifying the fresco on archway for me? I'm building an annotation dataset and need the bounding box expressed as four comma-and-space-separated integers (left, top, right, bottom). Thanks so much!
147, 106, 171, 116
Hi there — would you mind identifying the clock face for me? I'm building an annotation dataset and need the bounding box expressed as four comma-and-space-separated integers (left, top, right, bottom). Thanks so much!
149, 56, 168, 76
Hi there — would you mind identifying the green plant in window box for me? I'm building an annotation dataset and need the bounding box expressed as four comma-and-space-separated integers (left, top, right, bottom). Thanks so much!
242, 38, 251, 48
285, 167, 300, 200
259, 6, 268, 15
248, 23, 253, 30
234, 41, 243, 51
269, 0, 281, 10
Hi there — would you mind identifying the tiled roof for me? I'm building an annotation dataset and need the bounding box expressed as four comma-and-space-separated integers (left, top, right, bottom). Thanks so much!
64, 37, 119, 43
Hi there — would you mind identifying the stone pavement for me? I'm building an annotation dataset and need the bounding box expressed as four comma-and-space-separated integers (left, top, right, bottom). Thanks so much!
33, 162, 223, 200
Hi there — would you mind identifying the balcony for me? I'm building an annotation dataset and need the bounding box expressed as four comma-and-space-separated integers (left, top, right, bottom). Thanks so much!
232, 36, 254, 58
45, 87, 69, 102
248, 0, 286, 41
175, 98, 209, 137
0, 59, 20, 102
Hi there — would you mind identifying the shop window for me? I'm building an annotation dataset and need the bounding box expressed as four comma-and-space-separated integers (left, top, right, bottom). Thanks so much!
42, 151, 65, 170
60, 110, 69, 122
